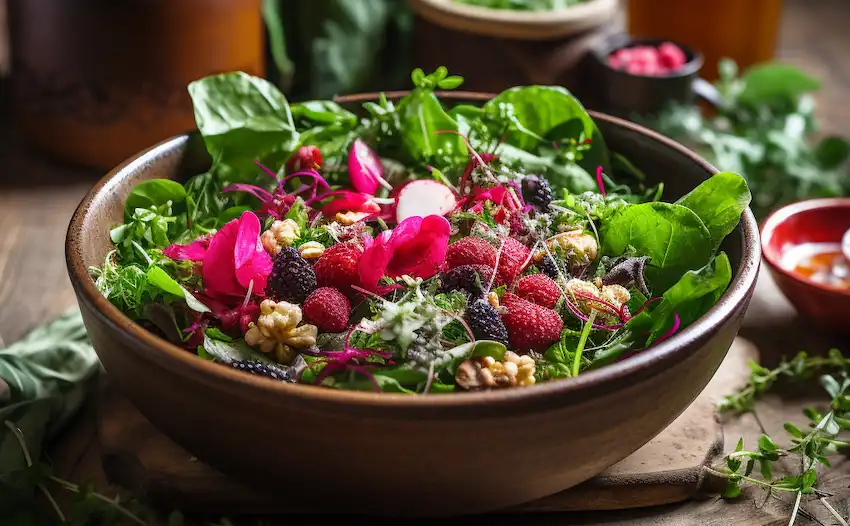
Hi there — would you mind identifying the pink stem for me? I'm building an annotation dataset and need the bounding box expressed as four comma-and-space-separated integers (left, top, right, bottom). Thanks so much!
596, 166, 606, 198
653, 313, 681, 344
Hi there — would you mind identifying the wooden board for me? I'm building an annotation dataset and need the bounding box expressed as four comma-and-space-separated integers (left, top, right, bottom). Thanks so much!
95, 339, 755, 516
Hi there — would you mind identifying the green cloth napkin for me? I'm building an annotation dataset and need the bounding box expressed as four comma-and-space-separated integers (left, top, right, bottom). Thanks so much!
0, 310, 99, 479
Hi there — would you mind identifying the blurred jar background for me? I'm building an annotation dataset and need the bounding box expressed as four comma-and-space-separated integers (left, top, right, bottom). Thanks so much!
625, 0, 783, 80
6, 0, 265, 169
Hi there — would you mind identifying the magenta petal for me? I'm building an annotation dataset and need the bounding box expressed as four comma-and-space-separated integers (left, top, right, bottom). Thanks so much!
386, 215, 450, 278
358, 229, 394, 291
202, 219, 243, 299
233, 211, 272, 291
164, 238, 208, 261
348, 138, 384, 195
320, 191, 382, 218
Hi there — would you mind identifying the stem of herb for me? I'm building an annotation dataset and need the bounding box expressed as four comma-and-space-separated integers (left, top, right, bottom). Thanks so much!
4, 421, 66, 522
47, 476, 147, 526
788, 491, 802, 526
376, 217, 389, 232
821, 498, 849, 526
573, 310, 596, 377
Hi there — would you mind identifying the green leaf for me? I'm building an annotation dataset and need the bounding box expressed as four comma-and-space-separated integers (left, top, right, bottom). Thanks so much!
721, 479, 742, 499
205, 328, 235, 342
801, 468, 817, 491
814, 136, 850, 169
738, 63, 821, 105
124, 179, 187, 219
398, 89, 466, 165
146, 266, 184, 297
291, 100, 357, 127
601, 202, 714, 292
202, 335, 276, 365
758, 434, 779, 452
441, 340, 508, 377
821, 374, 842, 399
437, 76, 464, 90
483, 86, 597, 152
784, 422, 803, 438
285, 197, 309, 231
675, 172, 751, 251
188, 72, 299, 182
637, 253, 732, 343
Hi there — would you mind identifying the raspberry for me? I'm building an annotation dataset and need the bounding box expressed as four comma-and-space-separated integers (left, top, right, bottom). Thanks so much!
445, 237, 497, 270
465, 299, 509, 346
658, 42, 687, 71
521, 175, 553, 211
303, 287, 351, 332
515, 274, 562, 309
313, 243, 362, 298
495, 237, 531, 285
440, 264, 494, 298
230, 360, 294, 382
266, 246, 316, 304
500, 293, 563, 352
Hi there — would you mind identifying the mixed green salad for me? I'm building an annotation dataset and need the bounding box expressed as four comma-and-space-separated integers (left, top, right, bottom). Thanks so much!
90, 67, 751, 393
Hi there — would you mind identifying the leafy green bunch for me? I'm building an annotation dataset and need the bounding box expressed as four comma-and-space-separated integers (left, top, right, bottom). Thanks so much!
645, 59, 850, 219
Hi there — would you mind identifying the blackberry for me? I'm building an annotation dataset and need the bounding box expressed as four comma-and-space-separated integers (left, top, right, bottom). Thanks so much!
465, 299, 509, 347
539, 255, 563, 279
440, 264, 493, 298
266, 246, 316, 303
230, 359, 294, 382
521, 175, 553, 211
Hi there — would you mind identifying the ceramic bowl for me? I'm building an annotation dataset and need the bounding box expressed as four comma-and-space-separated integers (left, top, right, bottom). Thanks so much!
65, 92, 760, 517
761, 198, 850, 331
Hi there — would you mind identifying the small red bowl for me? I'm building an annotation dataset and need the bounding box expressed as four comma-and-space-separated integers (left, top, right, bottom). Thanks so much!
761, 198, 850, 331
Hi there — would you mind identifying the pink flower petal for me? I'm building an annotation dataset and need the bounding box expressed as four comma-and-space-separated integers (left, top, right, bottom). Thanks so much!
164, 237, 209, 261
202, 219, 243, 299
348, 138, 385, 195
358, 229, 395, 291
233, 211, 272, 291
319, 191, 382, 218
387, 215, 450, 278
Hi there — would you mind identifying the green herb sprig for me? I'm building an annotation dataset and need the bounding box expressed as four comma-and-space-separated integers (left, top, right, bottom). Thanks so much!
713, 349, 850, 525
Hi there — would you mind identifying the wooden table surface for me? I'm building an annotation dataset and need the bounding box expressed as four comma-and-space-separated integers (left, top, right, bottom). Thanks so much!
1, 1, 849, 523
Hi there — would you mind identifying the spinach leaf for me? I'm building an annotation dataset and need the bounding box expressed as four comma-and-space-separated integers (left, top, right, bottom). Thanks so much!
124, 179, 187, 219
601, 202, 714, 292
628, 253, 733, 344
483, 86, 608, 167
188, 72, 300, 182
0, 311, 99, 479
496, 143, 597, 193
335, 374, 415, 393
202, 335, 277, 365
676, 171, 751, 251
398, 88, 466, 166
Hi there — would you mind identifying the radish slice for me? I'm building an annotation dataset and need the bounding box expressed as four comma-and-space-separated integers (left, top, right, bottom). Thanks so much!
396, 180, 458, 222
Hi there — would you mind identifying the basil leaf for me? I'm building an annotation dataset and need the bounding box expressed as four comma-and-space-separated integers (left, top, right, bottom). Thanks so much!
124, 180, 187, 219
188, 72, 299, 182
601, 202, 714, 292
676, 171, 751, 251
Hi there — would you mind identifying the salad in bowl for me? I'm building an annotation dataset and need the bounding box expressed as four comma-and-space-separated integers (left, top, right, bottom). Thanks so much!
90, 67, 751, 394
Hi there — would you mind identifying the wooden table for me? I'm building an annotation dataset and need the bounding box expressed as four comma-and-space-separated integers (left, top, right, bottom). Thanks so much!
1, 1, 849, 523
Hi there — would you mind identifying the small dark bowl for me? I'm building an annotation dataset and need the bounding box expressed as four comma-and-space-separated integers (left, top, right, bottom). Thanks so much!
65, 92, 760, 517
590, 35, 715, 118
761, 198, 850, 332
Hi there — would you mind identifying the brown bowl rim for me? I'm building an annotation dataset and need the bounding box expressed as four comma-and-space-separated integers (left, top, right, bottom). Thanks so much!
760, 197, 850, 298
65, 91, 761, 414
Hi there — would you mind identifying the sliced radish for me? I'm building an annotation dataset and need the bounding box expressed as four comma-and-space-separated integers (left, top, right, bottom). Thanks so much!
396, 180, 457, 222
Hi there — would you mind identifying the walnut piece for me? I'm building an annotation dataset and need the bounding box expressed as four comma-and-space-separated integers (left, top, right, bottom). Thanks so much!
245, 300, 317, 364
455, 352, 536, 391
533, 230, 598, 265
565, 278, 630, 321
261, 219, 300, 256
